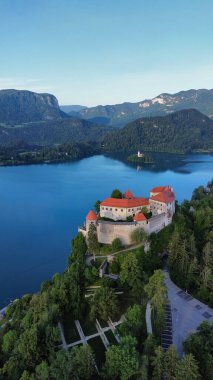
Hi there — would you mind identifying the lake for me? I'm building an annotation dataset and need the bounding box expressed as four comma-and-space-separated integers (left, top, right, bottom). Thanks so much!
0, 153, 213, 307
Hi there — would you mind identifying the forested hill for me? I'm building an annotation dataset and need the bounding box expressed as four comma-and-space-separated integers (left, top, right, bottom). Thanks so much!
0, 118, 112, 147
102, 109, 213, 153
0, 89, 68, 124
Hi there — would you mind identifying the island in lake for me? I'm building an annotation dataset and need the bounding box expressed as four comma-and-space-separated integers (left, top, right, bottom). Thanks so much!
127, 151, 154, 164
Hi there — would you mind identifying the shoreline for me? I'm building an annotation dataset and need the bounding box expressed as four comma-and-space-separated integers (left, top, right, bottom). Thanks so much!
0, 150, 213, 168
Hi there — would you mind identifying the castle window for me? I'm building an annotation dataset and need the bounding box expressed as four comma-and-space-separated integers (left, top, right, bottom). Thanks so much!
115, 209, 117, 211
128, 209, 130, 211
102, 207, 104, 210
121, 209, 123, 212
106, 208, 108, 210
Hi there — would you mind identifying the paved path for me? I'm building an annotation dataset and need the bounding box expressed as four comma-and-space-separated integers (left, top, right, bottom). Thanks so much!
95, 319, 109, 349
163, 267, 213, 356
86, 243, 144, 265
58, 322, 68, 351
145, 302, 152, 334
59, 317, 124, 349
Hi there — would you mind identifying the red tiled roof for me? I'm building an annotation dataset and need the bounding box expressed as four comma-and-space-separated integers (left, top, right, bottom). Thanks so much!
100, 197, 149, 208
133, 212, 147, 222
86, 210, 97, 220
150, 186, 169, 193
150, 189, 174, 204
123, 190, 135, 199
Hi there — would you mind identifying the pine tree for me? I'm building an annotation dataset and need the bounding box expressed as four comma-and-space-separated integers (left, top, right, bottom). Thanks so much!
174, 354, 200, 380
151, 346, 164, 380
164, 345, 179, 380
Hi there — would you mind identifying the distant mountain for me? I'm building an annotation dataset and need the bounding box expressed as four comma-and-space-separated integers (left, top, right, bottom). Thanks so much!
76, 89, 213, 127
60, 105, 87, 113
102, 109, 213, 153
0, 118, 112, 147
0, 89, 67, 124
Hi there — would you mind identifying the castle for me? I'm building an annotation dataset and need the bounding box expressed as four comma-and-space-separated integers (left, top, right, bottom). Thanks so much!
79, 186, 175, 246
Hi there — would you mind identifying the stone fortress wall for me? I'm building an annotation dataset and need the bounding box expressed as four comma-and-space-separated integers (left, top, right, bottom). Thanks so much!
96, 212, 171, 245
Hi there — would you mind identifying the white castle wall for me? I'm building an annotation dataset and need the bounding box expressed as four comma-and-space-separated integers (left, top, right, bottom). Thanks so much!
149, 199, 175, 216
97, 220, 149, 245
96, 213, 171, 246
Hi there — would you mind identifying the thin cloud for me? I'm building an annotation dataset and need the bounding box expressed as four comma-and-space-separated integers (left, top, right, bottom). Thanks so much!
0, 78, 56, 94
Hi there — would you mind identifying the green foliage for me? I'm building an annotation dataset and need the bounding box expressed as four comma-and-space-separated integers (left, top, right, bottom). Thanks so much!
84, 265, 99, 285
164, 345, 179, 380
168, 181, 213, 306
119, 252, 144, 299
89, 281, 120, 321
151, 346, 164, 380
94, 200, 101, 214
149, 224, 173, 255
0, 141, 99, 166
118, 304, 144, 339
151, 346, 200, 380
110, 189, 122, 198
103, 109, 213, 153
69, 232, 87, 263
104, 335, 140, 380
35, 361, 49, 380
49, 346, 95, 380
183, 321, 213, 380
127, 153, 153, 164
174, 354, 200, 380
144, 270, 167, 333
111, 238, 122, 252
109, 258, 120, 274
143, 334, 158, 357
87, 224, 100, 254
2, 330, 18, 354
131, 228, 148, 244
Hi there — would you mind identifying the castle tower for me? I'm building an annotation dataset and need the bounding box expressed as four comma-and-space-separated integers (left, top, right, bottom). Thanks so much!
86, 210, 97, 232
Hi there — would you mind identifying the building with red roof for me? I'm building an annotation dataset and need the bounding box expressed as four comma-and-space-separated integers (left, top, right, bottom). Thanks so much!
78, 186, 175, 246
150, 186, 169, 193
133, 212, 147, 222
149, 186, 175, 216
86, 210, 97, 221
100, 191, 150, 221
123, 190, 135, 199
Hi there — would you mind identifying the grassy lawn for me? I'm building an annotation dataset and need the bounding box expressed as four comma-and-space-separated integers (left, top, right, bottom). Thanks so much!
92, 258, 105, 268
87, 278, 102, 287
0, 318, 6, 327
98, 319, 109, 328
105, 330, 118, 345
88, 336, 106, 369
68, 343, 83, 351
80, 314, 97, 336
114, 246, 143, 262
119, 294, 136, 315
62, 315, 80, 344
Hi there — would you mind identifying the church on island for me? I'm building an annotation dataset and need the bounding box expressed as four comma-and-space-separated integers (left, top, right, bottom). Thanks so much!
79, 186, 175, 246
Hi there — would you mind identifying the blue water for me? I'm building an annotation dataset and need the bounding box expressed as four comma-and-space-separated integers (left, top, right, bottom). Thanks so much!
0, 153, 212, 307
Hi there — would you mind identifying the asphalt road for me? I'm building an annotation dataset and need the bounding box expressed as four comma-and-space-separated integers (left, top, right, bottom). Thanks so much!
163, 268, 213, 356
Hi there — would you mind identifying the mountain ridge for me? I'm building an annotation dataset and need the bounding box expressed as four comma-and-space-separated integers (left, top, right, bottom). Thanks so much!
73, 88, 213, 127
0, 89, 68, 124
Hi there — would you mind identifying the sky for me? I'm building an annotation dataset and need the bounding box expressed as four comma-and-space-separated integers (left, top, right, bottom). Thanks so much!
0, 0, 213, 106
